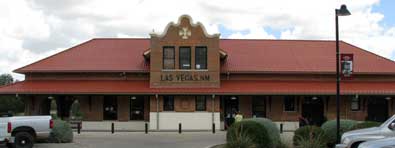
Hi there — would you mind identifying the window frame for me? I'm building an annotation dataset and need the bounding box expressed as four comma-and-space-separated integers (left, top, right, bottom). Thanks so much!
195, 96, 207, 111
179, 46, 191, 69
350, 97, 361, 111
283, 96, 297, 112
195, 46, 208, 70
162, 46, 175, 69
163, 96, 174, 111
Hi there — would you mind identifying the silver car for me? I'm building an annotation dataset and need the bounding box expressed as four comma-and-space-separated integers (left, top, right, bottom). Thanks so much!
336, 115, 395, 148
358, 137, 395, 148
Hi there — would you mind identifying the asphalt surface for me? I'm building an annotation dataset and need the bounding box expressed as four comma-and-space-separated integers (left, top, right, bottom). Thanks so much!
1, 132, 226, 148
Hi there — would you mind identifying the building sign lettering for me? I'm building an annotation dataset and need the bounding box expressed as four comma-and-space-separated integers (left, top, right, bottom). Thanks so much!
160, 74, 210, 82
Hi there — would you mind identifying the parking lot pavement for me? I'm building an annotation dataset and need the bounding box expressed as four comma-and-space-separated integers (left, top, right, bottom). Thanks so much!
1, 132, 226, 148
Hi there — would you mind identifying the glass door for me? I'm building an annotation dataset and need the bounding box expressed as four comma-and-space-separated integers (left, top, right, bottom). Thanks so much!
130, 96, 145, 120
103, 96, 117, 120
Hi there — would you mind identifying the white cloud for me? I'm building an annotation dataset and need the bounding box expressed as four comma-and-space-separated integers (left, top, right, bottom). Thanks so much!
0, 0, 394, 80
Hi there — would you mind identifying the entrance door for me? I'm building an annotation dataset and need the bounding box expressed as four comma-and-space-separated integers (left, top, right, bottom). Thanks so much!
252, 96, 266, 118
57, 96, 74, 119
103, 96, 118, 120
223, 96, 239, 129
367, 97, 388, 122
302, 97, 325, 126
130, 96, 145, 120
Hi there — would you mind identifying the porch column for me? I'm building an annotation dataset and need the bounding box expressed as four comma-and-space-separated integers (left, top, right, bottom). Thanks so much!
156, 94, 159, 130
212, 94, 215, 124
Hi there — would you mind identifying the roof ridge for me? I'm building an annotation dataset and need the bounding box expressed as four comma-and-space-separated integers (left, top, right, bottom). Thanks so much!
92, 38, 149, 40
87, 37, 337, 42
14, 39, 95, 73
220, 38, 335, 42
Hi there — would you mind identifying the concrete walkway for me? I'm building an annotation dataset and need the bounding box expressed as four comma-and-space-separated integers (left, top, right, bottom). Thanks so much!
9, 132, 226, 148
0, 131, 294, 148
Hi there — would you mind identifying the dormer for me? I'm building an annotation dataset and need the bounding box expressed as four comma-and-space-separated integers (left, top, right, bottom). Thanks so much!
149, 15, 222, 88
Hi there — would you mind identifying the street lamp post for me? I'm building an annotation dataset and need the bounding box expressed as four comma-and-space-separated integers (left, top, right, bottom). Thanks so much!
335, 4, 351, 144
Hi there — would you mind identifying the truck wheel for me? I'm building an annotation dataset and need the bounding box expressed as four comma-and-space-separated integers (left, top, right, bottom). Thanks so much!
6, 143, 15, 148
14, 132, 34, 148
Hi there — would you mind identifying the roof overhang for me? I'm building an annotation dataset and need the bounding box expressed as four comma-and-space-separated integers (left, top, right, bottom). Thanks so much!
1, 80, 395, 95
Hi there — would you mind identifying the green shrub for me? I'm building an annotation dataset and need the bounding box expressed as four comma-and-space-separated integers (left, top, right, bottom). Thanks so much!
293, 126, 327, 147
275, 141, 290, 148
70, 100, 83, 120
226, 131, 256, 148
244, 118, 281, 147
295, 133, 327, 148
227, 120, 272, 148
349, 121, 381, 131
321, 119, 357, 146
48, 120, 73, 143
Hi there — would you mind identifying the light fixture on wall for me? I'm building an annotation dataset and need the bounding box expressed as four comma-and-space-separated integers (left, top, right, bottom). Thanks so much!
231, 96, 237, 100
385, 97, 392, 100
131, 96, 137, 100
48, 96, 54, 100
312, 96, 318, 100
355, 94, 359, 99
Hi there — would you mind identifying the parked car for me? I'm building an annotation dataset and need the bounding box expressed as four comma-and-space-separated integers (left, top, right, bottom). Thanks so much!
336, 115, 395, 148
358, 137, 395, 148
0, 116, 53, 148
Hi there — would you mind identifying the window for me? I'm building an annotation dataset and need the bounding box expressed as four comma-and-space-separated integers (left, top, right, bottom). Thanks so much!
163, 96, 174, 111
196, 96, 206, 111
351, 97, 360, 111
179, 47, 191, 69
284, 96, 296, 112
163, 47, 175, 69
195, 47, 207, 69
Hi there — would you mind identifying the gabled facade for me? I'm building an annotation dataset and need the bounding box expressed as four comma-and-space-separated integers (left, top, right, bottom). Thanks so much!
1, 15, 395, 131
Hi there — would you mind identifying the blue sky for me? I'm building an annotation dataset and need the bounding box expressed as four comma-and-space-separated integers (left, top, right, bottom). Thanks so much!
373, 0, 395, 27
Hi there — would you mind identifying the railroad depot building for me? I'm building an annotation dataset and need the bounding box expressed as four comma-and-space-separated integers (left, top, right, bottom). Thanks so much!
1, 15, 395, 131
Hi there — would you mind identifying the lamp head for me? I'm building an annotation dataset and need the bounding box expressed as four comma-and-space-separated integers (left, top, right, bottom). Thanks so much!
337, 4, 351, 16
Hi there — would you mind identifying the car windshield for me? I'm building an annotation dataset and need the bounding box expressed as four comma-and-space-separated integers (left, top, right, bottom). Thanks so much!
381, 115, 395, 128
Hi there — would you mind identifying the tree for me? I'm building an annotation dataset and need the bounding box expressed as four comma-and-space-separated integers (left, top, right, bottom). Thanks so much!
0, 74, 24, 114
0, 74, 14, 85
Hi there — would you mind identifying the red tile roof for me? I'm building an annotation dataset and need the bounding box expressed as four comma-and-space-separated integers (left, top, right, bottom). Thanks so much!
14, 38, 395, 74
1, 80, 395, 95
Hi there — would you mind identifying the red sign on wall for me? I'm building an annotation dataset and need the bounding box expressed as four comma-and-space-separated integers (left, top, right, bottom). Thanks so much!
341, 54, 354, 79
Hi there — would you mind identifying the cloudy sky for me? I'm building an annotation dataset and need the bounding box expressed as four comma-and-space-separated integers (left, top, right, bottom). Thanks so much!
1, 0, 395, 80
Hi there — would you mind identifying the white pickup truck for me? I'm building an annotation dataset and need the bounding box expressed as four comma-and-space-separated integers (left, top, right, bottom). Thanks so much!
0, 116, 53, 148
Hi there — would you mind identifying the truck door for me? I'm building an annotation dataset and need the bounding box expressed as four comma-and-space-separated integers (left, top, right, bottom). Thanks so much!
0, 118, 9, 140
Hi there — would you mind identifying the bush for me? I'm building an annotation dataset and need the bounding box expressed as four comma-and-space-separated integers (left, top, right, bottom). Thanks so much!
295, 133, 327, 148
293, 126, 327, 147
227, 120, 272, 148
321, 119, 357, 146
226, 131, 256, 148
275, 141, 290, 148
244, 118, 281, 147
70, 100, 83, 120
48, 120, 73, 143
349, 121, 381, 131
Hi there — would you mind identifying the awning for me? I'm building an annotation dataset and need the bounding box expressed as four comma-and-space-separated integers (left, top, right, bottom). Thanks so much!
0, 80, 395, 95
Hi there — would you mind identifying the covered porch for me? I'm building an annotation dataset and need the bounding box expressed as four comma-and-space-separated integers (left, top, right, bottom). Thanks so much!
1, 80, 395, 131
